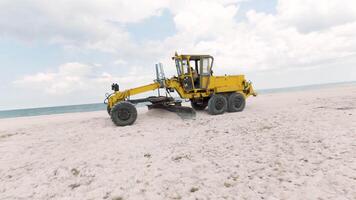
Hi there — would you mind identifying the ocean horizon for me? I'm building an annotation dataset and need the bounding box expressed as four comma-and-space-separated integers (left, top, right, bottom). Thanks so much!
1, 81, 355, 119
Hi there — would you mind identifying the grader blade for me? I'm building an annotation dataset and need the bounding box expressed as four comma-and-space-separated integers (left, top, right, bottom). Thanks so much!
126, 96, 196, 117
148, 102, 196, 115
146, 96, 196, 117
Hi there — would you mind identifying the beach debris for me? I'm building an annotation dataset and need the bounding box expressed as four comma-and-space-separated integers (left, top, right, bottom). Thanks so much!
172, 153, 191, 162
71, 168, 80, 176
68, 183, 81, 189
224, 182, 233, 188
315, 106, 355, 110
0, 132, 25, 139
336, 107, 354, 110
112, 196, 123, 200
169, 192, 182, 200
190, 187, 199, 193
103, 192, 111, 199
259, 126, 274, 131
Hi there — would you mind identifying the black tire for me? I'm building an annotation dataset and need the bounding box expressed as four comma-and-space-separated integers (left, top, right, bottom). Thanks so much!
227, 93, 245, 112
208, 94, 227, 115
107, 105, 111, 115
191, 100, 208, 110
110, 101, 137, 126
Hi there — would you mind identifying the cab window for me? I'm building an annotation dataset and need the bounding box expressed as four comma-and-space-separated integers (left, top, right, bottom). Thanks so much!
201, 58, 212, 75
175, 59, 182, 75
182, 59, 189, 74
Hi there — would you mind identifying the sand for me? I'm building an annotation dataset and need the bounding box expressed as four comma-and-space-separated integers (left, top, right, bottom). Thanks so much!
0, 85, 355, 200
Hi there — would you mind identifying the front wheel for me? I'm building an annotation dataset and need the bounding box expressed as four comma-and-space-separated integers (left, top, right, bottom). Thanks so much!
107, 105, 111, 115
111, 101, 137, 126
208, 94, 227, 115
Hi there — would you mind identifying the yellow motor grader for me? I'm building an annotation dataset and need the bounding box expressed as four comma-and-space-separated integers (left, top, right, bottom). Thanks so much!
105, 53, 256, 126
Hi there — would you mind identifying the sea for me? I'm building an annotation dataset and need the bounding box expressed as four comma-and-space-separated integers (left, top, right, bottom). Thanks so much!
0, 81, 355, 119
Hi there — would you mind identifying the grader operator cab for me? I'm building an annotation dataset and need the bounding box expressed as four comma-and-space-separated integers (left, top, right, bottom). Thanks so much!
105, 53, 256, 126
175, 54, 213, 91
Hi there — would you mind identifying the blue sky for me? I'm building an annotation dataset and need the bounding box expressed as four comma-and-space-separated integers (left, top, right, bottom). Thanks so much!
126, 9, 177, 42
1, 0, 356, 110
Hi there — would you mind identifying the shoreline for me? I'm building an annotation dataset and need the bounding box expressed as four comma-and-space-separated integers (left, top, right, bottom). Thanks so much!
1, 81, 355, 120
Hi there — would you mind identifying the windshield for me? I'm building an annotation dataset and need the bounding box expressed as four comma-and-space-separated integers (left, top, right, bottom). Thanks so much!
175, 59, 182, 75
201, 57, 212, 75
175, 59, 190, 75
182, 59, 189, 74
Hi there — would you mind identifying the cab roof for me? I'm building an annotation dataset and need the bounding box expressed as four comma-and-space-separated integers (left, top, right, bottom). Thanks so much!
173, 54, 214, 60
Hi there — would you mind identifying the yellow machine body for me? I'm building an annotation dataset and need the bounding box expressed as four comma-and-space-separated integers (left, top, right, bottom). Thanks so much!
108, 76, 255, 108
108, 82, 160, 109
108, 54, 256, 109
106, 53, 256, 126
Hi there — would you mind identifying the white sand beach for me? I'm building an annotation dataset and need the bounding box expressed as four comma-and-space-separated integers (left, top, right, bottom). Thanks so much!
0, 85, 355, 200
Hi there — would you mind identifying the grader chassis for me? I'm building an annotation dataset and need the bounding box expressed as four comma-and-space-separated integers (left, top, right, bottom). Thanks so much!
105, 53, 256, 126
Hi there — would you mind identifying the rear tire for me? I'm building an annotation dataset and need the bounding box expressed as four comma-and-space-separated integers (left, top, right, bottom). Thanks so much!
208, 94, 227, 115
227, 93, 245, 112
191, 99, 208, 110
111, 101, 137, 126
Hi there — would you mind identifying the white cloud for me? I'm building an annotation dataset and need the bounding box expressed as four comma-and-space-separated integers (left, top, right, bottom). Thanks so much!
2, 0, 355, 69
14, 63, 92, 95
152, 0, 356, 77
3, 0, 356, 109
13, 62, 154, 95
113, 59, 127, 65
277, 0, 356, 32
0, 0, 170, 54
171, 0, 239, 38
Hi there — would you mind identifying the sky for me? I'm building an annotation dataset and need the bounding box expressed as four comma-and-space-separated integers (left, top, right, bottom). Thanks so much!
1, 0, 356, 110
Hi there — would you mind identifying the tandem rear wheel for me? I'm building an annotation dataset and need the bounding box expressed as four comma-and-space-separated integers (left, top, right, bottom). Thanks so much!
110, 101, 138, 126
207, 93, 245, 115
227, 92, 245, 112
208, 94, 227, 115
